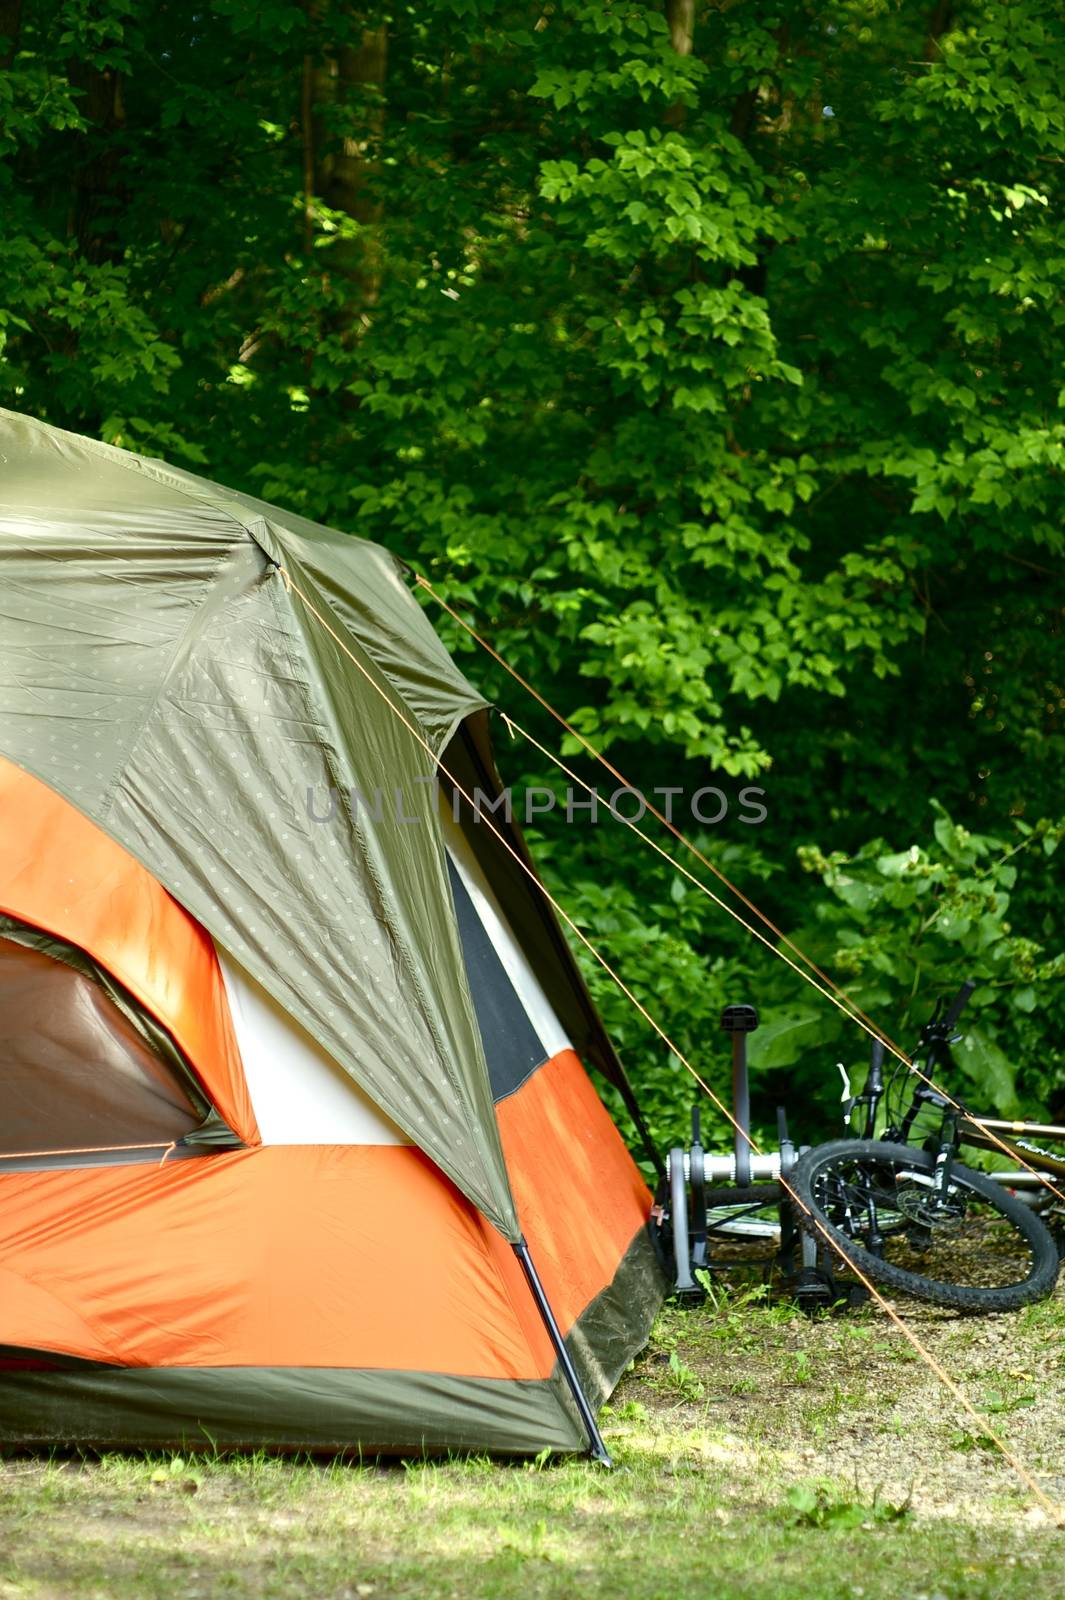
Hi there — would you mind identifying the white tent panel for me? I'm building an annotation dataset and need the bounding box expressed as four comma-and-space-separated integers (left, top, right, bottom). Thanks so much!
216, 948, 410, 1145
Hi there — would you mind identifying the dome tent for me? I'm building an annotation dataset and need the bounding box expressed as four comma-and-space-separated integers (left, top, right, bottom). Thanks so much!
0, 408, 662, 1457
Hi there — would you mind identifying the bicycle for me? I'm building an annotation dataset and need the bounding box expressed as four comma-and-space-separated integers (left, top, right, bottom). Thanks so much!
791, 981, 1063, 1312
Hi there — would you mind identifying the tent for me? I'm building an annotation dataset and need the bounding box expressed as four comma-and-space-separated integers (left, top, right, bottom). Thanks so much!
0, 408, 663, 1457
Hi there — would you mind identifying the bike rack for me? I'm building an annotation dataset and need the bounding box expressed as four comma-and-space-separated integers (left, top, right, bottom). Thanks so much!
661, 1002, 852, 1312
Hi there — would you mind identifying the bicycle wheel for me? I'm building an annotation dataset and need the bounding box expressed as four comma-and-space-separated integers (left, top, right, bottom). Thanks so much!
790, 1139, 1061, 1312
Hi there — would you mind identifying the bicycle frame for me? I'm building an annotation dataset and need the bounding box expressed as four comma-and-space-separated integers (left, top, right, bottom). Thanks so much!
846, 983, 1065, 1201
958, 1118, 1065, 1185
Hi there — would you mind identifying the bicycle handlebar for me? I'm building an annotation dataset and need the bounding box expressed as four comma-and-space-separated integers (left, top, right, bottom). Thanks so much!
942, 978, 976, 1031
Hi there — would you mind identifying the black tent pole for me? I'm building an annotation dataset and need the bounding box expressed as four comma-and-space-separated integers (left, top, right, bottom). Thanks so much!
513, 1239, 613, 1467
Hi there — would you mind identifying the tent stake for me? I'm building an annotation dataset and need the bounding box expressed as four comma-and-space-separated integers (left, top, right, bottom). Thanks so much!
513, 1239, 613, 1467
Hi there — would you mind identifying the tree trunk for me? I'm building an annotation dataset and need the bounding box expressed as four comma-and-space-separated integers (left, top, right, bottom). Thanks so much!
308, 16, 388, 335
666, 0, 694, 56
325, 30, 388, 230
925, 2, 953, 61
0, 0, 21, 69
664, 0, 694, 128
66, 61, 127, 263
302, 52, 316, 256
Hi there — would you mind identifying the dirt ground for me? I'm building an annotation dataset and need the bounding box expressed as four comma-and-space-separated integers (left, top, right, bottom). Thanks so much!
616, 1279, 1065, 1521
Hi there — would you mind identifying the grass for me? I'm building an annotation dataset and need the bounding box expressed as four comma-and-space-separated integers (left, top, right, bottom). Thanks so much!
1, 1285, 1063, 1599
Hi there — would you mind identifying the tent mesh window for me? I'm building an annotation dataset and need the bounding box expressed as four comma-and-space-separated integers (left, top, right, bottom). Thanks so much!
0, 935, 205, 1163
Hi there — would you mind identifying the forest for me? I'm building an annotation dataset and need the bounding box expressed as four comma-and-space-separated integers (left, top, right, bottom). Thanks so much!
2, 0, 1062, 1153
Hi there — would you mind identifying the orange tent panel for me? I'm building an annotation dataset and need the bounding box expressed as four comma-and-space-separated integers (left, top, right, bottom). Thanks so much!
0, 1147, 554, 1378
497, 1049, 652, 1334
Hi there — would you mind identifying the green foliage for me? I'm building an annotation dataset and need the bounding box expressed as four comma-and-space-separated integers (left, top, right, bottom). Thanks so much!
664, 1350, 705, 1402
749, 804, 1065, 1122
1, 0, 1062, 1151
785, 1480, 911, 1530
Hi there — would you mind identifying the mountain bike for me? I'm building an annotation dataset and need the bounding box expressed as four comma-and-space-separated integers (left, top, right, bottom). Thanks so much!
791, 982, 1063, 1312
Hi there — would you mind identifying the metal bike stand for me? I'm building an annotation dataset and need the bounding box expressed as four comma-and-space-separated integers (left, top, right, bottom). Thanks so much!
666, 1003, 786, 1302
721, 1003, 758, 1188
662, 1001, 840, 1309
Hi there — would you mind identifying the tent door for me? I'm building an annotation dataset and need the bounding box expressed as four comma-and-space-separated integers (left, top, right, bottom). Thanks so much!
0, 920, 240, 1170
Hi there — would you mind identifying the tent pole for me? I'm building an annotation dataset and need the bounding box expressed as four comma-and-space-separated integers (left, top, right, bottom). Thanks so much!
513, 1239, 613, 1467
